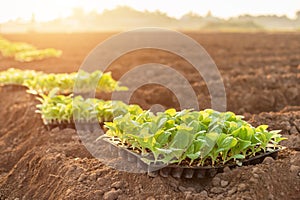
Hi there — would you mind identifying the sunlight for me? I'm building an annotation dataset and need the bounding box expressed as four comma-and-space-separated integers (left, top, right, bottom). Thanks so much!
0, 0, 299, 23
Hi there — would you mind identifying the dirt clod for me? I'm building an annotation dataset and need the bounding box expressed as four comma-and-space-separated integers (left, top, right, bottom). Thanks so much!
199, 190, 208, 197
220, 180, 229, 187
103, 189, 121, 200
178, 186, 187, 192
111, 181, 124, 189
184, 192, 193, 200
290, 165, 300, 175
237, 183, 247, 192
223, 166, 231, 173
227, 187, 237, 195
89, 172, 97, 181
212, 177, 221, 187
290, 126, 299, 134
262, 156, 274, 164
249, 177, 258, 184
186, 187, 196, 192
169, 182, 178, 189
78, 174, 87, 182
210, 187, 224, 194
268, 193, 275, 200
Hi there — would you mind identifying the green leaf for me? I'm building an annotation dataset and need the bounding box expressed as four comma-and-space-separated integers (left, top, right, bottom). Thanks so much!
230, 154, 245, 160
165, 108, 176, 116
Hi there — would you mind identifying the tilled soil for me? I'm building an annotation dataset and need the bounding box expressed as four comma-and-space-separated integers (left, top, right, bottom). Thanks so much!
0, 32, 300, 199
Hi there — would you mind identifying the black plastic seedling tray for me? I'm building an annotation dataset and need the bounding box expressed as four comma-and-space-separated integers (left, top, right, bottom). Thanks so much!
42, 121, 281, 179
44, 121, 104, 131
103, 138, 280, 179
45, 122, 75, 130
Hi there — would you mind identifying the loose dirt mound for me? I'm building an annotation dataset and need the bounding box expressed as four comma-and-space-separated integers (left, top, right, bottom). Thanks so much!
1, 33, 300, 114
0, 86, 299, 200
0, 33, 300, 199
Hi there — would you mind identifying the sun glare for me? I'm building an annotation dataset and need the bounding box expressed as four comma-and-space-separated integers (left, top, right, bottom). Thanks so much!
0, 0, 299, 23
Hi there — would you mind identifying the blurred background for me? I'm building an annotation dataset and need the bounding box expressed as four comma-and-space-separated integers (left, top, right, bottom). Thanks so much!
0, 0, 300, 114
0, 2, 300, 198
0, 0, 300, 33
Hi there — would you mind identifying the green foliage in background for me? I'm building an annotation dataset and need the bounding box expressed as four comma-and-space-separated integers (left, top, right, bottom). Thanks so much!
36, 89, 142, 125
0, 68, 127, 94
0, 36, 62, 62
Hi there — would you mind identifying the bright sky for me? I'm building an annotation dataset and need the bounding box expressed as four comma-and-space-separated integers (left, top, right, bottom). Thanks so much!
0, 0, 299, 23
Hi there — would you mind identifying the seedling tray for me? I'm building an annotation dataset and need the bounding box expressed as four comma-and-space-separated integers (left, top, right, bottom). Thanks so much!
45, 122, 75, 130
103, 138, 280, 179
42, 120, 281, 179
44, 121, 105, 131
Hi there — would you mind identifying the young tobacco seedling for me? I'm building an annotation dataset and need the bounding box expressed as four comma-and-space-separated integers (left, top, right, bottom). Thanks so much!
0, 68, 128, 94
104, 109, 286, 167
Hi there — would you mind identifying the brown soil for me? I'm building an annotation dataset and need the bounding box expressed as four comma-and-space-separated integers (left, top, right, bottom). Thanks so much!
0, 32, 300, 200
